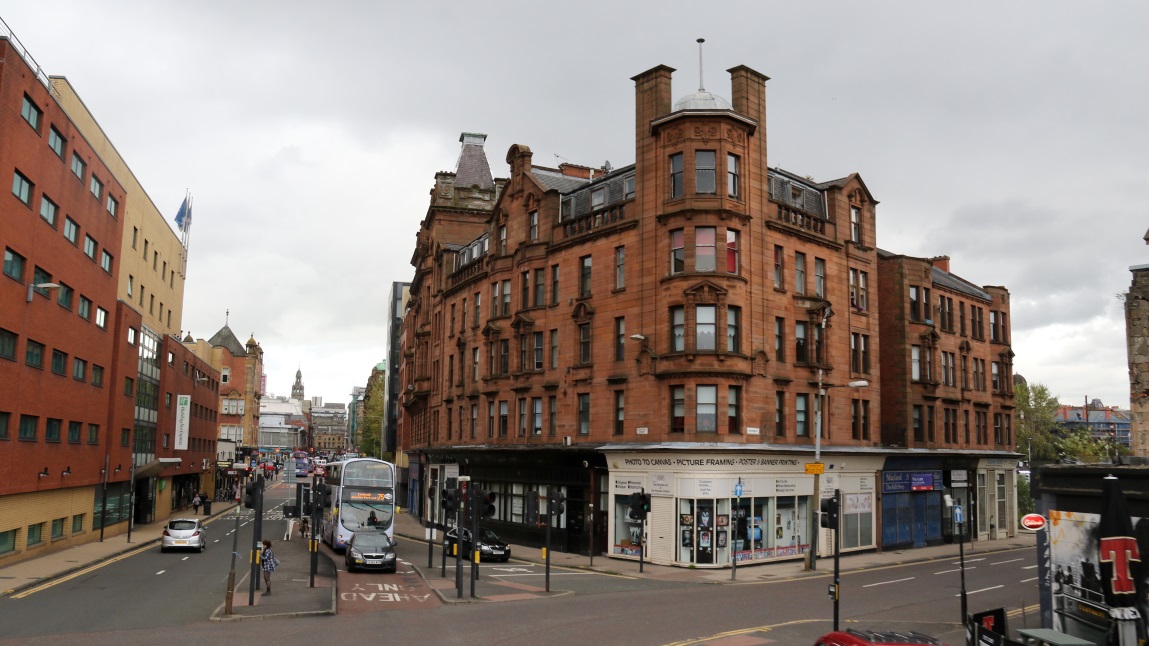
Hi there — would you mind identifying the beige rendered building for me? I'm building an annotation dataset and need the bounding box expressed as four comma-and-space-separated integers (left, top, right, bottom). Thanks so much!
49, 77, 187, 336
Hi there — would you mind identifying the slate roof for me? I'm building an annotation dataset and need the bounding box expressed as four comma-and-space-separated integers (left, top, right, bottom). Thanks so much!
877, 249, 993, 302
455, 133, 494, 191
931, 266, 992, 302
531, 167, 589, 194
208, 325, 247, 356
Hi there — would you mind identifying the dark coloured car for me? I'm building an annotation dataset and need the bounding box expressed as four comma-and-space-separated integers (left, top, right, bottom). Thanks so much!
815, 629, 948, 646
344, 532, 397, 573
443, 527, 510, 562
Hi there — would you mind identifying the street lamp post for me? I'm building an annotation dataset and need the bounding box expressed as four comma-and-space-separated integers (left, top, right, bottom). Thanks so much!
806, 303, 867, 572
26, 282, 60, 302
126, 458, 136, 543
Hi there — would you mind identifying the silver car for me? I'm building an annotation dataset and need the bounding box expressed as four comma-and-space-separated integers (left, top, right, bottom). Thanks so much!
161, 518, 206, 552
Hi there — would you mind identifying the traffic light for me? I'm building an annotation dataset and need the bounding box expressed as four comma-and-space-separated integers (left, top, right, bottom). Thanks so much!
442, 488, 458, 514
820, 496, 839, 530
244, 480, 257, 509
313, 483, 331, 507
548, 487, 566, 516
525, 495, 539, 526
475, 489, 496, 518
642, 493, 652, 516
629, 491, 645, 521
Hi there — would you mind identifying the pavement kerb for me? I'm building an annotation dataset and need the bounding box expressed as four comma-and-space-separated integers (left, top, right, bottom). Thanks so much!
395, 526, 1035, 589
1, 536, 163, 598
1, 503, 236, 599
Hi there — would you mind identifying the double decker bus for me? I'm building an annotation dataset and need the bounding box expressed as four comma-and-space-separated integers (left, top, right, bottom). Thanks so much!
320, 458, 397, 551
292, 450, 309, 478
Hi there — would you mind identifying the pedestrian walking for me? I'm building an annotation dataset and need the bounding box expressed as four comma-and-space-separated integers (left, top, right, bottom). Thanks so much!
192, 493, 201, 515
299, 517, 310, 539
261, 539, 279, 594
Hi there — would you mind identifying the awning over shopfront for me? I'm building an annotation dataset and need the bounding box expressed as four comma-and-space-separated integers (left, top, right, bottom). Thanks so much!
133, 457, 182, 479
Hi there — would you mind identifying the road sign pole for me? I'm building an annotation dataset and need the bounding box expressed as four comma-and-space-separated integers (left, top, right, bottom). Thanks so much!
833, 489, 841, 631
545, 487, 552, 593
732, 478, 743, 581
958, 516, 968, 623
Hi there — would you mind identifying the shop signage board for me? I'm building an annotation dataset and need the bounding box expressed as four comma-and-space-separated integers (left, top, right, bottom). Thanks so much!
649, 473, 673, 497
614, 477, 645, 493
882, 470, 943, 493
805, 462, 824, 475
1020, 513, 1046, 531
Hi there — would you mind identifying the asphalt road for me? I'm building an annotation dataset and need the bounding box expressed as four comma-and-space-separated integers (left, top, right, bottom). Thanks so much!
0, 509, 262, 638
0, 469, 1040, 646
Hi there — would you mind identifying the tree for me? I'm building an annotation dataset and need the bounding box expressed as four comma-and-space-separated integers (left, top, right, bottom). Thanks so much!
1017, 476, 1034, 517
1013, 382, 1062, 464
358, 369, 387, 460
1057, 426, 1110, 464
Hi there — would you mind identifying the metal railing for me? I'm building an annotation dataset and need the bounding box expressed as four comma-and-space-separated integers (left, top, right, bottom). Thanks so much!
0, 16, 60, 98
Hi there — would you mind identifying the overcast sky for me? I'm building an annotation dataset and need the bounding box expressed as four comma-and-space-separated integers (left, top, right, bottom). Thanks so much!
6, 1, 1146, 409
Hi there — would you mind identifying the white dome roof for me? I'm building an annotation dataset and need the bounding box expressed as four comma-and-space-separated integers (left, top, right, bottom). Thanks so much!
673, 90, 732, 111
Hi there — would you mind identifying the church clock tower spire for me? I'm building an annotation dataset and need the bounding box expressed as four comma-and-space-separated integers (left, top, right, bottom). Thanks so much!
291, 367, 305, 400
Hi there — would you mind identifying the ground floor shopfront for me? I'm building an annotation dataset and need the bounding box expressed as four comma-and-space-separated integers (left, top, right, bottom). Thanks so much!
0, 461, 207, 566
406, 445, 1019, 569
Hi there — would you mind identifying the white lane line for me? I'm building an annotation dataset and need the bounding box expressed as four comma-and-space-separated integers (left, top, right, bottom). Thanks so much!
935, 568, 962, 575
863, 577, 915, 588
485, 572, 596, 577
961, 558, 986, 563
182, 556, 190, 561
1021, 577, 1038, 583
959, 584, 1004, 596
991, 558, 1023, 565
1021, 565, 1037, 570
156, 570, 166, 575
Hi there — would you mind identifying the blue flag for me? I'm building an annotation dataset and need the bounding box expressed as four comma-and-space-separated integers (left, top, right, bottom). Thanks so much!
175, 197, 191, 232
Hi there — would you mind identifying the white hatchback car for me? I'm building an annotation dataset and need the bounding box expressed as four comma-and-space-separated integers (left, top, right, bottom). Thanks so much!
161, 518, 207, 552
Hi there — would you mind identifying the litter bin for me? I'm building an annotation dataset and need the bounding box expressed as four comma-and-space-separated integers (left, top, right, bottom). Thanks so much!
203, 500, 212, 515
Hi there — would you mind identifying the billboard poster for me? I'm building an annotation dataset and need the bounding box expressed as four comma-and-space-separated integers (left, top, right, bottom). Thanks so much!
1048, 480, 1147, 645
174, 394, 191, 450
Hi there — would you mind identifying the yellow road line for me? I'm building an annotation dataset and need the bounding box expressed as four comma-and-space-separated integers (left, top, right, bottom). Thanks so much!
11, 542, 155, 599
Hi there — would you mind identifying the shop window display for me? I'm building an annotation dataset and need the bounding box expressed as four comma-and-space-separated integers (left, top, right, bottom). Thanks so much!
613, 493, 644, 556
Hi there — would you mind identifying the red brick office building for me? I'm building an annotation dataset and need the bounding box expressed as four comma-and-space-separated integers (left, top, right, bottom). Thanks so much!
0, 34, 221, 565
398, 63, 1019, 567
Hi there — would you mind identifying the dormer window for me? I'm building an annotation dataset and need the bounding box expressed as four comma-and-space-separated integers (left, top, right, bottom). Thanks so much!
591, 188, 605, 210
791, 186, 802, 204
623, 177, 635, 199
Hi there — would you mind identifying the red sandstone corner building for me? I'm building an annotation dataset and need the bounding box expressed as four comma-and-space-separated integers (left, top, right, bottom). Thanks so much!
396, 62, 1020, 568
